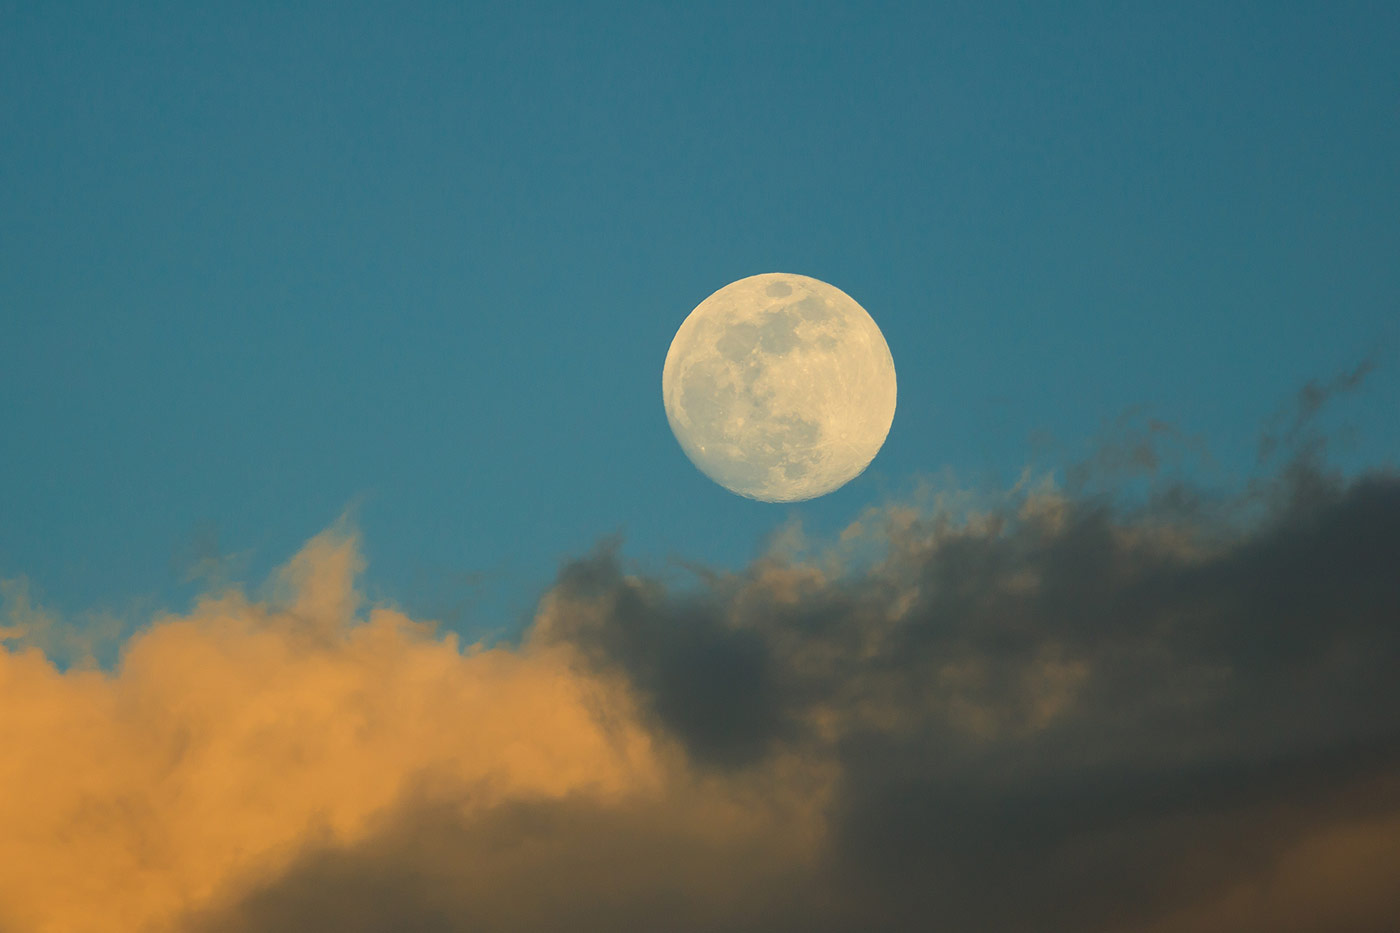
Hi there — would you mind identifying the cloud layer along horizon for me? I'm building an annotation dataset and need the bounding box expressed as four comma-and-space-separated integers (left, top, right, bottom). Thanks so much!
2, 456, 1398, 932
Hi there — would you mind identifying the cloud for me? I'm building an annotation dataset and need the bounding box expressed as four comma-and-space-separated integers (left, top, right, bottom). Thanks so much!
518, 459, 1400, 932
1258, 357, 1378, 461
0, 577, 127, 668
0, 528, 664, 932
1, 456, 1398, 931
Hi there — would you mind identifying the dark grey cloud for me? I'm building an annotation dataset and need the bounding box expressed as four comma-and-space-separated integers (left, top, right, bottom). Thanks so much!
195, 453, 1400, 933
193, 793, 846, 933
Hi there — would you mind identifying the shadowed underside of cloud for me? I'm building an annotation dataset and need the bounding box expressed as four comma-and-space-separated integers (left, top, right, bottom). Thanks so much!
2, 457, 1398, 932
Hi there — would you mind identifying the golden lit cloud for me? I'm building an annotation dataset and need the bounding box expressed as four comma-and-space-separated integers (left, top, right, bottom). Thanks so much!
0, 528, 671, 932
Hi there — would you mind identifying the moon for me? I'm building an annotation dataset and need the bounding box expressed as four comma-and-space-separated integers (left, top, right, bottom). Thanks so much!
662, 273, 897, 502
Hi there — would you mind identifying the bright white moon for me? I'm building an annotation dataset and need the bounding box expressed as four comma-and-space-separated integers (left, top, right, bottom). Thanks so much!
663, 273, 897, 502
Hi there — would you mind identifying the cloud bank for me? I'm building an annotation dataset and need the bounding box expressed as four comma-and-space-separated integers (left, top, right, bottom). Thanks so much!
2, 457, 1398, 932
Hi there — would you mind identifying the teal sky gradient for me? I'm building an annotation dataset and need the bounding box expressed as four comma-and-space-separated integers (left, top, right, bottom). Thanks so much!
3, 1, 1397, 639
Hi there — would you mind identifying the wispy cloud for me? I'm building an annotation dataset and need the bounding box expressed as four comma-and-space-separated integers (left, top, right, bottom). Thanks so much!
1258, 357, 1379, 462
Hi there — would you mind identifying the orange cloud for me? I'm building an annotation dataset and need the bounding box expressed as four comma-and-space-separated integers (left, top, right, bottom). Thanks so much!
0, 529, 673, 932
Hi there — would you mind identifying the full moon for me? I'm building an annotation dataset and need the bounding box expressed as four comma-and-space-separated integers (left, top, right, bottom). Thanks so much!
662, 273, 897, 502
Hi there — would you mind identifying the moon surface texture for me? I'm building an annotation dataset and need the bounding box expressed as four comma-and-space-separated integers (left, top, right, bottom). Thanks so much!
663, 273, 897, 502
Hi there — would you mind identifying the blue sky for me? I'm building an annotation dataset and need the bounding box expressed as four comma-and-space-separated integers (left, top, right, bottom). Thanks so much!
3, 0, 1397, 639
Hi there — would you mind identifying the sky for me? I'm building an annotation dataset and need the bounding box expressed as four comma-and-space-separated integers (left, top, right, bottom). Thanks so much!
2, 2, 1399, 931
